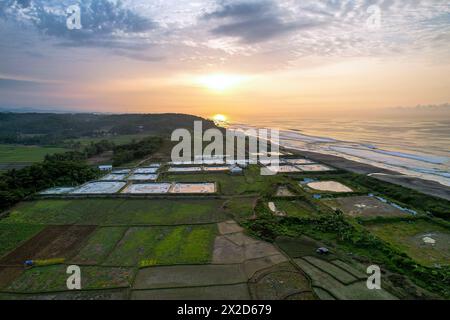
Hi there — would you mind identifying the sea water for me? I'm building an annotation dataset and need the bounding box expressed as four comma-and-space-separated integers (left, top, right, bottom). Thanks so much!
227, 114, 450, 187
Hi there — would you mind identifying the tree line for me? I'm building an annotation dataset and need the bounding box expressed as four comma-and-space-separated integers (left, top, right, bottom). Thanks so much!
0, 136, 162, 212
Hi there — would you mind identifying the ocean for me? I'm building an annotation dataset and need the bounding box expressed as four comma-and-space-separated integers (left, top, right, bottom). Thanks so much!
227, 114, 450, 187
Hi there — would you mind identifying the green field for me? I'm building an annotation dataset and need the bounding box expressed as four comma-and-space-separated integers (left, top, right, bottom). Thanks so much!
274, 199, 323, 218
3, 199, 228, 226
223, 197, 256, 221
0, 144, 68, 164
5, 265, 135, 293
72, 227, 128, 265
0, 223, 44, 258
104, 225, 217, 267
365, 220, 450, 267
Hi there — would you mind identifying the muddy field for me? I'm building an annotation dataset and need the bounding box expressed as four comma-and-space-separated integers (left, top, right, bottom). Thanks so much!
0, 226, 96, 265
323, 196, 407, 218
0, 267, 23, 289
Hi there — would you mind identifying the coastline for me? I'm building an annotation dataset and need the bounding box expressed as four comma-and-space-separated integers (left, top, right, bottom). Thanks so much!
286, 148, 450, 201
225, 121, 450, 201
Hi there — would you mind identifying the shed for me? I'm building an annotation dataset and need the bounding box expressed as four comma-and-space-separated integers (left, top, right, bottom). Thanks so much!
230, 166, 243, 175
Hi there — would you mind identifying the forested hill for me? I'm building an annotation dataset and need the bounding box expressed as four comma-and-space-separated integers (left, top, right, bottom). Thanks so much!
0, 113, 216, 145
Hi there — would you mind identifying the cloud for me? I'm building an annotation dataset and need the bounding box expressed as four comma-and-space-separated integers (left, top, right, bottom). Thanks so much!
0, 0, 156, 48
0, 77, 46, 89
203, 0, 324, 43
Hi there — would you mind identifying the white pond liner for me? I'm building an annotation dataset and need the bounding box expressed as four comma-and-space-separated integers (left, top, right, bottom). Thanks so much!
296, 164, 334, 172
203, 166, 230, 172
133, 167, 159, 174
127, 174, 159, 181
122, 183, 171, 194
100, 173, 129, 181
39, 187, 77, 195
71, 181, 126, 194
112, 169, 132, 174
168, 167, 203, 173
306, 181, 353, 193
282, 158, 315, 165
266, 165, 301, 174
171, 183, 216, 194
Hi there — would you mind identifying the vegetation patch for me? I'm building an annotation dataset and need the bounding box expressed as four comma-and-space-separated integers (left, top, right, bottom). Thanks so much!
273, 199, 321, 218
106, 199, 227, 225
0, 223, 44, 259
365, 220, 450, 267
329, 173, 450, 220
275, 235, 336, 261
104, 225, 217, 266
0, 145, 68, 164
323, 196, 411, 218
223, 197, 256, 221
3, 199, 227, 226
5, 265, 134, 293
72, 227, 127, 265
243, 210, 450, 298
133, 264, 246, 290
249, 262, 313, 300
0, 225, 95, 266
131, 284, 251, 300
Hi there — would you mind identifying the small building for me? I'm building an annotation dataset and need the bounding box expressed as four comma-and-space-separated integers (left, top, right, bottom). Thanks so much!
316, 247, 330, 255
98, 165, 113, 171
230, 165, 243, 175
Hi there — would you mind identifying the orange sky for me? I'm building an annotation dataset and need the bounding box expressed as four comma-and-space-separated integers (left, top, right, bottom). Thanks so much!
1, 1, 449, 118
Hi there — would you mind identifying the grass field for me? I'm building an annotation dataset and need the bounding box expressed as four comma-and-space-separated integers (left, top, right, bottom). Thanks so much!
6, 265, 135, 293
0, 144, 68, 164
223, 197, 256, 220
104, 225, 217, 267
3, 199, 228, 226
274, 199, 321, 218
0, 223, 44, 258
72, 227, 128, 265
365, 220, 450, 266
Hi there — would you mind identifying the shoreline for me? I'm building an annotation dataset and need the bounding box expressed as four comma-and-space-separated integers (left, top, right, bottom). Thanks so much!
285, 148, 450, 201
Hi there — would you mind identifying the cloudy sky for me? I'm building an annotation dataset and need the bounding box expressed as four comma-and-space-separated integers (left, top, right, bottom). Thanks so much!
0, 0, 449, 119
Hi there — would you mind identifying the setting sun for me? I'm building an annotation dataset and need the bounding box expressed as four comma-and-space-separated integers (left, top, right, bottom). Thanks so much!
212, 114, 227, 122
197, 74, 247, 92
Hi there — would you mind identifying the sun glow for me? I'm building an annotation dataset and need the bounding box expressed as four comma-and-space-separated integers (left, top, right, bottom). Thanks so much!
212, 114, 227, 122
197, 74, 247, 92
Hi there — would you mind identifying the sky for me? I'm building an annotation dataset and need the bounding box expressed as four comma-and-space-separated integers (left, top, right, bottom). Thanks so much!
0, 0, 449, 120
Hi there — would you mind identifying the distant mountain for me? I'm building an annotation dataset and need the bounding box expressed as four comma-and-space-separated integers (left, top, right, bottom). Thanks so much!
0, 106, 83, 113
